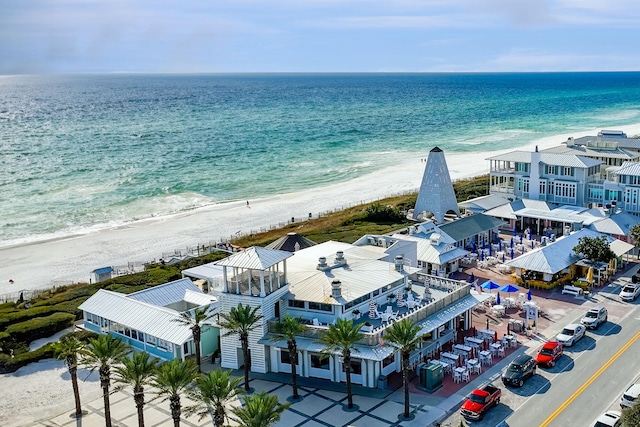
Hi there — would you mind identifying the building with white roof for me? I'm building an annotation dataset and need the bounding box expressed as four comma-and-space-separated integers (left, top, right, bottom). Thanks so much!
211, 241, 488, 388
78, 278, 219, 362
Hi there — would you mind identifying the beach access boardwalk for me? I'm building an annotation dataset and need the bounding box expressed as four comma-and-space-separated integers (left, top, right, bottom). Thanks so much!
31, 260, 640, 427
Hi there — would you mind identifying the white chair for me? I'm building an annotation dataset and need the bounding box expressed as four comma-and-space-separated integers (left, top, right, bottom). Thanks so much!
462, 369, 470, 382
453, 370, 462, 383
497, 347, 506, 358
312, 318, 320, 326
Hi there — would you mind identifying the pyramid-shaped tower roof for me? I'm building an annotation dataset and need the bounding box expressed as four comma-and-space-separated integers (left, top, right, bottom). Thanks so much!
413, 147, 460, 224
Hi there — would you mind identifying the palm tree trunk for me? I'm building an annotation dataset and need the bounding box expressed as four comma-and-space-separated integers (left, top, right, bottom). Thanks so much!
241, 333, 251, 391
134, 387, 145, 427
69, 365, 83, 417
100, 367, 112, 427
169, 395, 181, 427
344, 352, 353, 409
214, 403, 225, 427
193, 327, 202, 373
402, 350, 410, 418
288, 340, 299, 399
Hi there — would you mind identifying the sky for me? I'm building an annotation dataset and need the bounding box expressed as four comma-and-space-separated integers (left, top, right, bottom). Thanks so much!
1, 0, 640, 75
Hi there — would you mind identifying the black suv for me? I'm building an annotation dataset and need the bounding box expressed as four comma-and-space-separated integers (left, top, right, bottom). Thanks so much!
502, 354, 536, 387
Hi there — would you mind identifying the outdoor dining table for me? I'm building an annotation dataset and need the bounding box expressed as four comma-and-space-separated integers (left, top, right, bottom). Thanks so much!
503, 334, 517, 347
478, 328, 496, 343
464, 337, 484, 348
441, 352, 459, 364
490, 342, 503, 356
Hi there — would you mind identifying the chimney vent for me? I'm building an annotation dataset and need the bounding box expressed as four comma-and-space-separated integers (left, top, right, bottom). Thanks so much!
334, 251, 346, 265
317, 257, 328, 270
394, 255, 404, 272
331, 280, 342, 298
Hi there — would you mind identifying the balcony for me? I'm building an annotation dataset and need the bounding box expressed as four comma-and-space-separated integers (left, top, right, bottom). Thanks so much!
268, 279, 471, 348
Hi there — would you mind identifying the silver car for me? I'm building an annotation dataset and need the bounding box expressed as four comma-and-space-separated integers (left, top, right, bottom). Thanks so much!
620, 284, 640, 302
556, 323, 586, 347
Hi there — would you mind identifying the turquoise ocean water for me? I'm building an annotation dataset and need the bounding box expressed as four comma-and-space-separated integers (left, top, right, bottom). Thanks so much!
1, 72, 640, 247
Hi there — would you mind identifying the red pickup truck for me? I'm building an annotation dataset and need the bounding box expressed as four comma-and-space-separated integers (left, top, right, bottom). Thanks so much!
460, 384, 501, 421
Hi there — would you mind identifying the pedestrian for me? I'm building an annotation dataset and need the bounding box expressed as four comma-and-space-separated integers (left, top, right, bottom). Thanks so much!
246, 200, 250, 207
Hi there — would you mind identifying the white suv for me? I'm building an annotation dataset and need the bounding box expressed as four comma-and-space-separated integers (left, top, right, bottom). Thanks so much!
621, 383, 640, 409
580, 306, 608, 330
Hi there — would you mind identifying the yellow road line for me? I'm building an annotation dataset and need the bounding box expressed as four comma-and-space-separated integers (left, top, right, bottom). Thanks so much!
540, 330, 640, 427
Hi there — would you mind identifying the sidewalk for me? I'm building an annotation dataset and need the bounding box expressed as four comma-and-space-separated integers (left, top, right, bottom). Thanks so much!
35, 260, 639, 427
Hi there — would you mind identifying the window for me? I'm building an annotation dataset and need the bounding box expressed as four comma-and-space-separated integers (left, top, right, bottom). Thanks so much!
145, 335, 157, 346
280, 350, 291, 364
288, 300, 305, 309
383, 354, 395, 367
310, 354, 329, 369
347, 359, 362, 375
183, 342, 190, 355
308, 302, 332, 312
157, 339, 172, 352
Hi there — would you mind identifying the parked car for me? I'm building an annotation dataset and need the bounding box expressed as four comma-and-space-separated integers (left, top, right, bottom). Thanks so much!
536, 341, 563, 367
593, 410, 622, 427
620, 283, 640, 302
580, 306, 608, 329
460, 384, 501, 421
556, 323, 586, 347
502, 354, 536, 387
620, 383, 640, 409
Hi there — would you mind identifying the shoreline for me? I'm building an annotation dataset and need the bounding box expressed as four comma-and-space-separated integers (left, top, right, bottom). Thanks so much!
2, 124, 640, 294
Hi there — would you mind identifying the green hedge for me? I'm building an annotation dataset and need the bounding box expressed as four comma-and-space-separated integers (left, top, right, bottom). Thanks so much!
0, 298, 86, 329
0, 343, 56, 374
5, 313, 76, 343
31, 285, 98, 307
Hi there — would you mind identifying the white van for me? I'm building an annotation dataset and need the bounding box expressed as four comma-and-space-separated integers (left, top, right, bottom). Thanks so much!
620, 383, 640, 409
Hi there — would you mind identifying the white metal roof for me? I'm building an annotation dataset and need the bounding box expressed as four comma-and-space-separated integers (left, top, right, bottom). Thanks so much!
415, 293, 489, 336
182, 263, 225, 281
79, 290, 198, 345
486, 151, 602, 168
589, 212, 640, 236
258, 335, 395, 362
542, 144, 639, 160
483, 199, 557, 220
390, 233, 468, 265
609, 239, 635, 257
504, 229, 624, 274
127, 278, 202, 307
458, 194, 512, 213
214, 246, 293, 270
614, 161, 640, 177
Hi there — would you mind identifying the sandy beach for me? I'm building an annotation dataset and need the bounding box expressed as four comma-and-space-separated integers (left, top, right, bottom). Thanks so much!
3, 125, 640, 296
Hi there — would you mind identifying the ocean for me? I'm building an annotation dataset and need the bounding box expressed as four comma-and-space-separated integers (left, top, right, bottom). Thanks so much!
1, 72, 640, 248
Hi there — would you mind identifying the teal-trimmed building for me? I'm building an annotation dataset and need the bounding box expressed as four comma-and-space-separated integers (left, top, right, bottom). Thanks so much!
78, 278, 219, 362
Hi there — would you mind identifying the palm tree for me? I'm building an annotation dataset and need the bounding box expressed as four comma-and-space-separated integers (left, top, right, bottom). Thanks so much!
173, 307, 214, 373
218, 303, 263, 392
114, 352, 158, 427
80, 334, 131, 427
231, 391, 291, 427
151, 359, 198, 427
383, 318, 422, 419
272, 314, 308, 400
185, 368, 244, 427
52, 335, 85, 418
318, 318, 363, 409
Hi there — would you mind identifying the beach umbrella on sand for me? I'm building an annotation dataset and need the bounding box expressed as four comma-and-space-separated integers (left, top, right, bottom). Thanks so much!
480, 280, 500, 293
496, 292, 501, 305
527, 288, 532, 301
500, 284, 520, 298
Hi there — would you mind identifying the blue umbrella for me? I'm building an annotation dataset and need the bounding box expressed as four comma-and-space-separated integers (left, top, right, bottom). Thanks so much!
499, 240, 503, 251
500, 284, 520, 299
480, 280, 500, 293
513, 225, 518, 236
489, 245, 493, 256
496, 292, 501, 305
546, 229, 552, 238
480, 251, 485, 261
510, 248, 515, 259
468, 273, 475, 284
531, 240, 535, 249
519, 234, 523, 244
472, 242, 477, 253
528, 230, 533, 240
510, 237, 514, 248
502, 253, 506, 263
482, 239, 486, 250
527, 288, 532, 301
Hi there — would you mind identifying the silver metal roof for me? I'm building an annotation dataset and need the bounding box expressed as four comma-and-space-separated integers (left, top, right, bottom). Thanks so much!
614, 161, 640, 177
589, 212, 640, 236
483, 199, 557, 220
214, 246, 293, 270
127, 278, 201, 307
542, 144, 639, 160
181, 263, 225, 281
458, 194, 512, 213
486, 151, 602, 168
79, 290, 207, 344
389, 233, 466, 265
504, 229, 621, 274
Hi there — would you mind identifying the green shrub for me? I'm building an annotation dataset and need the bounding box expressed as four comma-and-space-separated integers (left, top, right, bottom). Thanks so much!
0, 297, 86, 329
32, 285, 98, 307
0, 302, 17, 313
0, 343, 56, 374
5, 313, 76, 343
61, 329, 98, 343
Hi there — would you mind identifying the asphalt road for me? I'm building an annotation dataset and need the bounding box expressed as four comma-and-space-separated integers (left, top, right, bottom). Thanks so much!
440, 295, 640, 427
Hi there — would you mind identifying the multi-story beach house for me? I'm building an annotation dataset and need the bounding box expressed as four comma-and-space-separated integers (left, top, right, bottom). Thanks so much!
214, 241, 488, 388
488, 130, 640, 216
